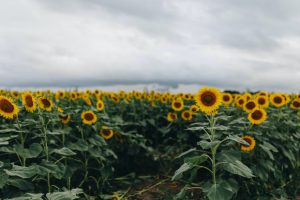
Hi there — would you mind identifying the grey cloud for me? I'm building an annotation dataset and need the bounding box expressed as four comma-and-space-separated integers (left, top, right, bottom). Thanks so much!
0, 0, 300, 92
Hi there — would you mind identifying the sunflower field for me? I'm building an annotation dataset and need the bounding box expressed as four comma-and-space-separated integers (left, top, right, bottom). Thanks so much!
0, 88, 299, 200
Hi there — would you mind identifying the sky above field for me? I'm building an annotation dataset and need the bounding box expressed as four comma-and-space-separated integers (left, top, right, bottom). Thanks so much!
1, 0, 300, 92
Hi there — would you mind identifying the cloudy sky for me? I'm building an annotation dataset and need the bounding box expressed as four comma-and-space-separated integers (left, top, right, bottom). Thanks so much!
1, 0, 300, 92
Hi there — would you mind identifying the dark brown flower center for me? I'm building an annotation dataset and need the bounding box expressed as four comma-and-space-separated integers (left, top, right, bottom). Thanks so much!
41, 99, 51, 108
25, 95, 34, 107
242, 138, 252, 147
102, 129, 111, 136
223, 95, 230, 101
238, 99, 244, 105
174, 102, 182, 108
84, 113, 94, 121
251, 110, 263, 120
246, 101, 256, 110
258, 98, 266, 105
201, 92, 216, 106
171, 114, 176, 120
0, 99, 14, 113
59, 115, 69, 120
184, 112, 190, 118
274, 96, 282, 104
293, 101, 300, 108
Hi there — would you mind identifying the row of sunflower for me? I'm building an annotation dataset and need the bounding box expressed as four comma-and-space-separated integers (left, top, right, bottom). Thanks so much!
0, 88, 299, 199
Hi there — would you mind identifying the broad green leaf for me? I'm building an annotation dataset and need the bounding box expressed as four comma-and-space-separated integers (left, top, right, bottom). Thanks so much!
46, 188, 83, 200
198, 140, 221, 150
4, 165, 37, 178
52, 147, 76, 156
223, 160, 254, 178
14, 143, 43, 158
7, 178, 34, 190
172, 163, 192, 181
205, 183, 234, 200
0, 170, 8, 188
176, 148, 197, 159
184, 154, 209, 165
67, 139, 89, 151
227, 135, 249, 145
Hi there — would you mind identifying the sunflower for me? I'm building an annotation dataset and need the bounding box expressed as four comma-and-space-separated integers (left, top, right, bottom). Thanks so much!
0, 95, 19, 119
55, 90, 65, 100
248, 108, 267, 125
270, 94, 286, 108
243, 100, 258, 113
222, 93, 233, 106
96, 99, 105, 111
59, 114, 71, 124
100, 126, 114, 140
171, 98, 184, 111
22, 92, 36, 113
241, 136, 256, 152
82, 94, 92, 106
236, 96, 247, 109
57, 107, 64, 113
111, 95, 120, 104
195, 87, 222, 114
255, 96, 269, 109
189, 105, 199, 113
81, 111, 97, 125
181, 110, 193, 121
290, 99, 300, 110
38, 97, 53, 112
167, 112, 177, 122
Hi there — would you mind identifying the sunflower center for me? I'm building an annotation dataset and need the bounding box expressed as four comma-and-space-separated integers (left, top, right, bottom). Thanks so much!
223, 95, 230, 101
201, 92, 216, 106
243, 138, 252, 147
171, 114, 176, 120
238, 99, 244, 105
246, 102, 256, 110
184, 112, 190, 118
41, 99, 51, 108
274, 96, 282, 104
59, 115, 69, 120
251, 110, 263, 120
293, 101, 300, 108
25, 95, 34, 107
102, 129, 111, 136
84, 113, 94, 121
174, 102, 182, 108
0, 99, 14, 113
258, 98, 265, 105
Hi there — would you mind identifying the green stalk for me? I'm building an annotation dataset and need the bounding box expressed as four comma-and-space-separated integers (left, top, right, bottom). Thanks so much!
16, 117, 26, 166
38, 109, 51, 193
209, 115, 217, 185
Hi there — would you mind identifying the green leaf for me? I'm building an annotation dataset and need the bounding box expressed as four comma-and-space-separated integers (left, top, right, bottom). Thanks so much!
4, 165, 37, 178
259, 144, 274, 160
52, 147, 76, 156
205, 183, 235, 200
5, 193, 43, 200
172, 163, 193, 181
184, 154, 209, 165
67, 139, 89, 152
198, 140, 221, 150
0, 170, 8, 188
176, 148, 197, 159
46, 188, 83, 200
227, 135, 249, 145
7, 178, 34, 190
15, 143, 43, 158
223, 160, 255, 178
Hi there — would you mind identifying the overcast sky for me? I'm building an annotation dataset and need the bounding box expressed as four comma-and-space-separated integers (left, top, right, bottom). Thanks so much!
1, 0, 300, 92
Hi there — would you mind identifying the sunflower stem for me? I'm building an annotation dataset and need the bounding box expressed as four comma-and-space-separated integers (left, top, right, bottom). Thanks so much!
38, 109, 51, 193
